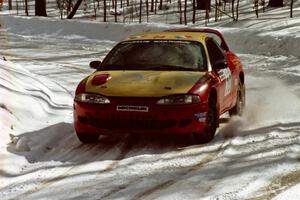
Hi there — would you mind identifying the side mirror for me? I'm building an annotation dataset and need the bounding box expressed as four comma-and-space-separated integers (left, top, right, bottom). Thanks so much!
213, 59, 227, 70
89, 60, 101, 69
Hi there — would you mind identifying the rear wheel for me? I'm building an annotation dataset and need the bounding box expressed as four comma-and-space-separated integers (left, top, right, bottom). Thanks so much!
194, 94, 219, 143
229, 82, 245, 116
76, 132, 99, 143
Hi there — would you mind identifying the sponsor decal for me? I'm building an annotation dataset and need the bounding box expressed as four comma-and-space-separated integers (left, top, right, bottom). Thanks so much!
194, 112, 207, 122
218, 68, 232, 96
175, 35, 185, 39
175, 35, 193, 39
128, 35, 147, 39
117, 105, 149, 112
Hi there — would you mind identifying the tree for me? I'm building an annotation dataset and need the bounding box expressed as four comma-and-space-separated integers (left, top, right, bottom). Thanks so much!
192, 0, 196, 23
8, 0, 12, 10
35, 0, 47, 16
67, 0, 83, 19
25, 0, 29, 16
268, 0, 283, 7
103, 0, 107, 22
197, 0, 210, 10
290, 0, 294, 17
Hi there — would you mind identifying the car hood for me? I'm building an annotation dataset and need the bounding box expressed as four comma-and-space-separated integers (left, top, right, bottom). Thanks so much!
85, 70, 206, 97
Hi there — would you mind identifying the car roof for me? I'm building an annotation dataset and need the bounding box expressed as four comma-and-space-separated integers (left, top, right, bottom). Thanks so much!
125, 31, 207, 43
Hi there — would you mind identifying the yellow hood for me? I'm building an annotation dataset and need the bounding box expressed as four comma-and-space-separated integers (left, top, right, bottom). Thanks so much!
85, 70, 205, 97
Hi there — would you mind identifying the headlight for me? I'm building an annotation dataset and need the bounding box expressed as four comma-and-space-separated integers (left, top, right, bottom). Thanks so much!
156, 95, 200, 105
75, 93, 110, 104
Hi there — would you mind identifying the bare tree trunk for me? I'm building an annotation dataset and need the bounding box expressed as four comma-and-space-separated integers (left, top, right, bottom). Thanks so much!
214, 0, 218, 21
184, 0, 187, 25
16, 1, 19, 15
192, 0, 196, 24
231, 0, 235, 21
115, 0, 117, 22
235, 0, 239, 21
57, 0, 63, 19
178, 0, 182, 24
93, 0, 97, 18
254, 0, 258, 18
159, 0, 162, 9
25, 0, 29, 16
290, 0, 294, 18
35, 0, 47, 16
67, 0, 83, 19
146, 0, 149, 22
130, 0, 134, 21
268, 0, 283, 7
197, 0, 210, 10
139, 0, 142, 23
8, 0, 12, 10
104, 0, 107, 21
151, 0, 154, 11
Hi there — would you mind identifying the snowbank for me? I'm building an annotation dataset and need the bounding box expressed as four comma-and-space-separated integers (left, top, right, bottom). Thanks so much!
0, 15, 169, 41
2, 15, 300, 58
0, 58, 72, 139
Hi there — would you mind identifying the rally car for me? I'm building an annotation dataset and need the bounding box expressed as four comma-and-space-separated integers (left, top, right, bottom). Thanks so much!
73, 28, 245, 143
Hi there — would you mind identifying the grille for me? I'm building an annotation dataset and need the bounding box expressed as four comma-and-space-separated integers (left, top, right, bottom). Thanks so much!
79, 115, 177, 130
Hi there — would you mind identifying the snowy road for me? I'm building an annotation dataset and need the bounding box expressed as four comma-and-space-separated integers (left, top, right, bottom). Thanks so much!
1, 16, 300, 200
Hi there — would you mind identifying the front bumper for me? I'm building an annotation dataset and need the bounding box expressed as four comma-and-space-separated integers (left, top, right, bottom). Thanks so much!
73, 98, 209, 135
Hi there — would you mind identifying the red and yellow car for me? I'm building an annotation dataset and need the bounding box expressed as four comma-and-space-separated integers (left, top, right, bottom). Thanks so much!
73, 28, 245, 143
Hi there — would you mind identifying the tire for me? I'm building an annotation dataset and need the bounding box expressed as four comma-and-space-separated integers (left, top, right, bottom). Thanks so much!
76, 132, 99, 143
229, 82, 245, 116
194, 94, 219, 143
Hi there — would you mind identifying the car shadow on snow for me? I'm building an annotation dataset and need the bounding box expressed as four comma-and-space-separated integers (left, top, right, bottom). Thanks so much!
5, 120, 300, 176
6, 122, 213, 165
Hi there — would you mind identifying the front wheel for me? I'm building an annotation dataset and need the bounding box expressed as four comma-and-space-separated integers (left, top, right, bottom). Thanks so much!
229, 82, 245, 116
76, 132, 100, 143
194, 94, 219, 143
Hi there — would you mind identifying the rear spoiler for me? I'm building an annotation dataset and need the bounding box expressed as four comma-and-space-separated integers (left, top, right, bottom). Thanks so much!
164, 28, 230, 51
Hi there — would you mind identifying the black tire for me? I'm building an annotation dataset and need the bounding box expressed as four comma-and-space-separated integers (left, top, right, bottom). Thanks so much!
194, 94, 219, 143
76, 132, 99, 143
229, 82, 245, 116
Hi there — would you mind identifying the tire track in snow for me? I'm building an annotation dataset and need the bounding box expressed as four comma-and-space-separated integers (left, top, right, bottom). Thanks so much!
66, 137, 139, 199
9, 138, 136, 200
247, 166, 300, 200
131, 142, 227, 200
98, 141, 227, 200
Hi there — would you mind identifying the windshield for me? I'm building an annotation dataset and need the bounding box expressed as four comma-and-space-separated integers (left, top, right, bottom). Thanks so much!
101, 40, 207, 71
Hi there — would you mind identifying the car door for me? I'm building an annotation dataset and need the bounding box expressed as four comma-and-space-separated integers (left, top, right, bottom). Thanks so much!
206, 38, 233, 113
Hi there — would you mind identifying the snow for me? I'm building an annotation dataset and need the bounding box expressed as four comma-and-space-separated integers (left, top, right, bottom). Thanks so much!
1, 3, 300, 199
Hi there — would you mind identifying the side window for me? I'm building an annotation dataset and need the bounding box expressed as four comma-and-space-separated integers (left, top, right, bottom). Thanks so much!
206, 39, 226, 67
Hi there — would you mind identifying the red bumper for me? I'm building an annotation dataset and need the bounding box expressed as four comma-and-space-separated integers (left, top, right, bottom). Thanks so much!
74, 98, 209, 135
